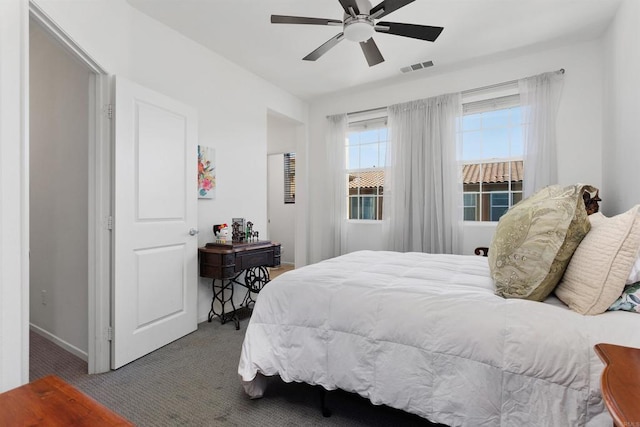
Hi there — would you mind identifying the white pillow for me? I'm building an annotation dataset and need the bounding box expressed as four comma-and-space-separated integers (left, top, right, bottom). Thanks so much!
555, 206, 640, 315
626, 249, 640, 284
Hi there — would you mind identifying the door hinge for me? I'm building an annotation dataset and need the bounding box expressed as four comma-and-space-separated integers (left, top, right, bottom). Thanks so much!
104, 104, 113, 119
106, 216, 114, 230
106, 326, 113, 341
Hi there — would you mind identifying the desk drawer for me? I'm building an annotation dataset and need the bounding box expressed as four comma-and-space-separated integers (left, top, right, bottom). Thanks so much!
237, 248, 273, 270
199, 252, 236, 279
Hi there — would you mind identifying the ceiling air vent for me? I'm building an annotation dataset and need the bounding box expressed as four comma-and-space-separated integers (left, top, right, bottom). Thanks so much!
400, 60, 434, 73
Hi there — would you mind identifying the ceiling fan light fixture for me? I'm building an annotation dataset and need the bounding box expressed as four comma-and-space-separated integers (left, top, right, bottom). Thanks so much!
344, 18, 374, 42
271, 0, 444, 67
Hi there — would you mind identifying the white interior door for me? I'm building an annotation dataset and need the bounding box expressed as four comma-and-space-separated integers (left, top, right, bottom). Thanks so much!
112, 77, 198, 369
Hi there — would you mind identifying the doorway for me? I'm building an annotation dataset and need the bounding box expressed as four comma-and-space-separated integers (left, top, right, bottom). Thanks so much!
267, 111, 302, 267
267, 154, 296, 266
29, 16, 90, 366
28, 4, 111, 375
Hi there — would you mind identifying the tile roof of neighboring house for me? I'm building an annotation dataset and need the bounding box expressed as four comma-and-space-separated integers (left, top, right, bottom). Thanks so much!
462, 160, 523, 184
349, 170, 384, 188
348, 160, 523, 189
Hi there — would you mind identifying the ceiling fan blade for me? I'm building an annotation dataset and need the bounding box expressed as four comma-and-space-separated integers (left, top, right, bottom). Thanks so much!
360, 38, 385, 66
338, 0, 360, 16
271, 15, 342, 26
303, 33, 345, 61
376, 21, 444, 42
370, 0, 415, 19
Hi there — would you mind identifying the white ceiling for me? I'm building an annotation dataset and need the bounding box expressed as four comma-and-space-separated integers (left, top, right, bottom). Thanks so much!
126, 0, 621, 100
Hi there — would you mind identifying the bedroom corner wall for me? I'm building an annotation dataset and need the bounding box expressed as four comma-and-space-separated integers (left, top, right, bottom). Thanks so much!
602, 0, 640, 215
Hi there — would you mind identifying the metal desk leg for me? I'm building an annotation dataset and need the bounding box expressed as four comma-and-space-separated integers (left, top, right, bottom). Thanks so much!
241, 266, 270, 309
207, 275, 240, 330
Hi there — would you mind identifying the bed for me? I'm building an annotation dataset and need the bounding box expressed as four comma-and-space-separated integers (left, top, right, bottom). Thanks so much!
237, 250, 640, 427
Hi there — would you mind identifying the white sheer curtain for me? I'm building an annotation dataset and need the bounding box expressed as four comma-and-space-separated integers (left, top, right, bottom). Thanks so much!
326, 114, 348, 258
519, 71, 565, 197
383, 94, 463, 254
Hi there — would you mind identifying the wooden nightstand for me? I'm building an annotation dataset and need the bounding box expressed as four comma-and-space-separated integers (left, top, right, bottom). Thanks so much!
594, 343, 640, 427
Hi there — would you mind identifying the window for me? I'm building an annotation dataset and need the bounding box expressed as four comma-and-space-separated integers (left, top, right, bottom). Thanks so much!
284, 152, 295, 204
461, 94, 524, 222
463, 193, 477, 221
346, 116, 387, 220
490, 192, 509, 221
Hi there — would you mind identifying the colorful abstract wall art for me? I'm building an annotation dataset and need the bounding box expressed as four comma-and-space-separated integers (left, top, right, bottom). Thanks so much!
198, 145, 216, 199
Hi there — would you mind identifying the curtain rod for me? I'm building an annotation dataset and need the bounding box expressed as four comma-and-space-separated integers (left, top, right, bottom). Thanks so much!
327, 68, 565, 118
325, 106, 387, 119
461, 68, 565, 96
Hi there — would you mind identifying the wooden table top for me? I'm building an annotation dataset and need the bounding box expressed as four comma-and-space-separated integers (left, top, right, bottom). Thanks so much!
200, 240, 278, 254
594, 343, 640, 427
0, 375, 133, 426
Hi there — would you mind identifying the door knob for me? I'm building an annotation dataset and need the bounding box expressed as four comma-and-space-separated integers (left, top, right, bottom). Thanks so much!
189, 228, 199, 236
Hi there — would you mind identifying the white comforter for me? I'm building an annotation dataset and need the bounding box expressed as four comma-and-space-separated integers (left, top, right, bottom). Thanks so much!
238, 251, 640, 426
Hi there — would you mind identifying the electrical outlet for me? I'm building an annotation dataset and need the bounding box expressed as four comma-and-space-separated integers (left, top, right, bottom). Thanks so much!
41, 290, 47, 305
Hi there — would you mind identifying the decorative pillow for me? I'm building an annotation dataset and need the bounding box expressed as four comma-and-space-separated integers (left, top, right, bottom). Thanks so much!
608, 282, 640, 313
489, 184, 595, 301
626, 252, 640, 284
555, 205, 640, 315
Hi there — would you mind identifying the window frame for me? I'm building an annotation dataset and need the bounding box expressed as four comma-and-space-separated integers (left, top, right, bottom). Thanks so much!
461, 91, 524, 223
345, 113, 388, 222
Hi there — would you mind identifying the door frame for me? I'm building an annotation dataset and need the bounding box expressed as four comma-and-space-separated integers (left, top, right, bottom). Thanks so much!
29, 2, 111, 373
267, 152, 296, 266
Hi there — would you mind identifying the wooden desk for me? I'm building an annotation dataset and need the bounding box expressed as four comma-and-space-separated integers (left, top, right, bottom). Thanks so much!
594, 343, 640, 427
0, 375, 133, 426
199, 240, 280, 329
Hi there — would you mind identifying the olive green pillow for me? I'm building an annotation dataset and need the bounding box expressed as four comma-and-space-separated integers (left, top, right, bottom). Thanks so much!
489, 184, 596, 301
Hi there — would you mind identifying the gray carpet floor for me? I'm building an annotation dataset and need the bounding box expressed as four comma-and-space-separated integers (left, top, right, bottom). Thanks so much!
30, 318, 443, 426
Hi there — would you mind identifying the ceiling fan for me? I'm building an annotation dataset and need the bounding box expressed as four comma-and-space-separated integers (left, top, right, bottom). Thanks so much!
271, 0, 444, 67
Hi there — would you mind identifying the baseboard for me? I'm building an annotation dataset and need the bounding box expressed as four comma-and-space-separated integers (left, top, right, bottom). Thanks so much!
198, 315, 212, 324
29, 323, 88, 362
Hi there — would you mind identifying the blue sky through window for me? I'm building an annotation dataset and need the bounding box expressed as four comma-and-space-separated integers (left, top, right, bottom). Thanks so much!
461, 106, 523, 162
347, 127, 386, 169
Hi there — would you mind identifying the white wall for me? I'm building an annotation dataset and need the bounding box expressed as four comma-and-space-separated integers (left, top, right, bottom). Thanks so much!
602, 0, 640, 215
307, 39, 605, 261
29, 20, 89, 357
267, 111, 298, 154
0, 0, 29, 391
31, 0, 309, 323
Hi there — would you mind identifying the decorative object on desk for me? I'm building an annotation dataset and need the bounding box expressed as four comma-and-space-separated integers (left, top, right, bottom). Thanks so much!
246, 221, 253, 241
198, 145, 216, 199
232, 218, 246, 242
244, 221, 261, 242
213, 223, 230, 242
